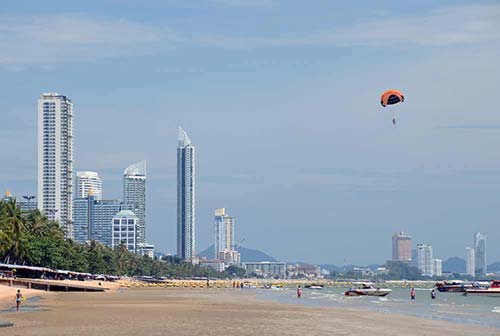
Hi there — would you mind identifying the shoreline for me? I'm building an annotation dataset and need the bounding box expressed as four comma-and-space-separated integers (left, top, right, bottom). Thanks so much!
0, 287, 497, 335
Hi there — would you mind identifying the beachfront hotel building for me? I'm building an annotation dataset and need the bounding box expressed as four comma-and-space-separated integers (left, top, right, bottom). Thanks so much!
474, 232, 487, 278
416, 244, 434, 277
73, 194, 122, 246
124, 161, 147, 246
243, 262, 287, 279
392, 232, 412, 261
466, 246, 476, 277
76, 171, 102, 200
37, 93, 74, 237
112, 210, 138, 252
177, 127, 195, 260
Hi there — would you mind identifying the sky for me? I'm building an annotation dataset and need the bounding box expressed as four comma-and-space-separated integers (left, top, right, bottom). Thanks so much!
1, 0, 499, 265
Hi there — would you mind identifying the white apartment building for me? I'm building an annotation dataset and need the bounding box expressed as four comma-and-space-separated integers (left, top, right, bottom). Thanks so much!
112, 210, 138, 253
37, 93, 74, 236
76, 171, 102, 199
466, 247, 475, 277
416, 244, 434, 277
124, 161, 147, 245
433, 258, 442, 277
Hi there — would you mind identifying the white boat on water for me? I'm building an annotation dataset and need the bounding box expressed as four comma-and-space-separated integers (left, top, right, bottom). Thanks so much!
344, 282, 392, 297
466, 280, 500, 297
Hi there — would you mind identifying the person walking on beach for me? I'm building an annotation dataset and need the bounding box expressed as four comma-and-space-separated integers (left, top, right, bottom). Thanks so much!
15, 289, 23, 311
297, 285, 302, 299
410, 288, 416, 300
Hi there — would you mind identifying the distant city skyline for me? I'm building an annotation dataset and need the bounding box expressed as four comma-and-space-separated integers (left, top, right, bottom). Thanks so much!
1, 1, 499, 264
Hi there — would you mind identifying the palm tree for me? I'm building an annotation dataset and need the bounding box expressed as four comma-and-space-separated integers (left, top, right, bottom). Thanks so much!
25, 210, 48, 237
0, 198, 28, 264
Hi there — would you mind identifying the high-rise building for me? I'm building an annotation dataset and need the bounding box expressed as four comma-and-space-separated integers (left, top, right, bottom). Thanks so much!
392, 232, 412, 261
214, 208, 240, 265
177, 127, 195, 260
214, 208, 235, 254
37, 93, 74, 236
433, 258, 442, 277
112, 210, 138, 252
416, 244, 434, 277
123, 161, 147, 246
73, 195, 122, 246
76, 171, 102, 199
474, 232, 487, 278
466, 247, 475, 277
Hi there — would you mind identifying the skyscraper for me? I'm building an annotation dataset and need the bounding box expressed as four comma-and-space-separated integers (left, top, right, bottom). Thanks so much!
466, 247, 475, 277
474, 232, 487, 278
214, 208, 234, 256
177, 127, 195, 260
392, 232, 412, 261
123, 161, 147, 246
73, 194, 122, 246
76, 171, 102, 199
416, 244, 434, 277
37, 93, 74, 237
214, 208, 240, 264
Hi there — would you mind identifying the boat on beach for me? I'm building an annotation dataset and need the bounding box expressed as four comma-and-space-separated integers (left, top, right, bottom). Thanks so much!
466, 280, 500, 297
305, 284, 324, 290
344, 282, 392, 297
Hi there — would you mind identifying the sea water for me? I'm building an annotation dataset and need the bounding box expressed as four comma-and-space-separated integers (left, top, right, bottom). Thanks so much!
258, 286, 500, 329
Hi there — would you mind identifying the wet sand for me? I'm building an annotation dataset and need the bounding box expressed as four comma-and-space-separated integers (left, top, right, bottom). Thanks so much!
0, 288, 498, 336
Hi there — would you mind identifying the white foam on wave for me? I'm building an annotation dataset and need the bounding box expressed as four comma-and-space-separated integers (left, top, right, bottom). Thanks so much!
492, 307, 500, 313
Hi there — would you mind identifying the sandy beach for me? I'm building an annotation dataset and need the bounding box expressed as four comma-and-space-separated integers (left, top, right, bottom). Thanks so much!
0, 287, 497, 336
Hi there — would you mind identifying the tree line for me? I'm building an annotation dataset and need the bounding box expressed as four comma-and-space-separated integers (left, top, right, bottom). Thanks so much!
0, 198, 235, 278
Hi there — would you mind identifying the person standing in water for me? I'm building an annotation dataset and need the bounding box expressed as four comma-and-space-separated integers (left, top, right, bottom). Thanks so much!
430, 288, 437, 300
297, 285, 302, 299
15, 289, 23, 311
410, 288, 416, 300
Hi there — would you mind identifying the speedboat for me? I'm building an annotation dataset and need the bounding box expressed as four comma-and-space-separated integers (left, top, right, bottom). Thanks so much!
344, 282, 392, 297
305, 284, 324, 290
435, 280, 488, 293
466, 280, 500, 297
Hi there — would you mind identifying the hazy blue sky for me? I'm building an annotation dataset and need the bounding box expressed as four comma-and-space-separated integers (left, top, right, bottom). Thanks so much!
1, 0, 499, 264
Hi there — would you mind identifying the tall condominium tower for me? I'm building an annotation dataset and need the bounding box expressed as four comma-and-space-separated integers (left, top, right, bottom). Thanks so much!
466, 246, 475, 277
37, 93, 74, 236
123, 161, 147, 246
177, 127, 195, 260
76, 171, 102, 199
392, 232, 412, 261
214, 208, 235, 255
474, 232, 487, 278
416, 244, 434, 277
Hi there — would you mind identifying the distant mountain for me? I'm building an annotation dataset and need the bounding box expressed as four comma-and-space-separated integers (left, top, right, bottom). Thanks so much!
442, 257, 466, 273
198, 245, 276, 262
488, 262, 500, 273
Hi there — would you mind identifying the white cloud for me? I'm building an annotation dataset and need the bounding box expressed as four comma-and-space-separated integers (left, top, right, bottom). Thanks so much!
198, 4, 500, 49
0, 14, 180, 67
